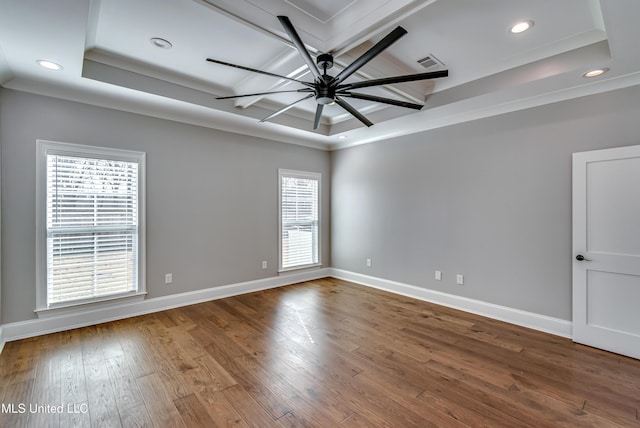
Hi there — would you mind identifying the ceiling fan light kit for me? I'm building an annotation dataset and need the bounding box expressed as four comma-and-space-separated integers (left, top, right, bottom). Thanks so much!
208, 15, 448, 130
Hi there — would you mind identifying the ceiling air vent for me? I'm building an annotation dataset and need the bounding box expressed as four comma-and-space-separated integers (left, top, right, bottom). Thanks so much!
417, 54, 444, 70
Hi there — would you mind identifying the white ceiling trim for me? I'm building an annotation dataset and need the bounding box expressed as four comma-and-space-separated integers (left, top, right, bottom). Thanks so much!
331, 71, 640, 150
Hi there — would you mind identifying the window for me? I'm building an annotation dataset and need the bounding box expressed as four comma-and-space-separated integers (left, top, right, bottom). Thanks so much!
36, 141, 145, 311
279, 169, 321, 271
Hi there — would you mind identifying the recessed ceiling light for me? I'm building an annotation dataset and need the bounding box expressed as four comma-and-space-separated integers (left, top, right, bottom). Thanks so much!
36, 60, 63, 70
510, 20, 534, 34
582, 68, 609, 78
337, 135, 347, 140
150, 37, 172, 49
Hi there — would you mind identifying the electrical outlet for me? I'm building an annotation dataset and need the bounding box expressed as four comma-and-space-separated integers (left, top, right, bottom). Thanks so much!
262, 261, 268, 269
456, 274, 464, 285
165, 273, 173, 284
435, 270, 442, 281
366, 258, 372, 267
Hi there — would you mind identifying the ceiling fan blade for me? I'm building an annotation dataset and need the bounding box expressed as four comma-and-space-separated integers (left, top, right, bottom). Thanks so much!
337, 69, 449, 90
333, 26, 407, 86
339, 91, 423, 110
206, 58, 314, 87
335, 96, 373, 127
217, 89, 313, 100
277, 16, 322, 80
313, 104, 324, 129
260, 93, 314, 123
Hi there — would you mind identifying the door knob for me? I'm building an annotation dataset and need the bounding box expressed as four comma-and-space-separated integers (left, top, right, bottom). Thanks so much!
576, 254, 592, 261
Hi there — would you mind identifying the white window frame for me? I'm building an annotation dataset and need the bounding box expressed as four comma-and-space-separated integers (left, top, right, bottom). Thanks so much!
279, 169, 321, 272
35, 140, 146, 315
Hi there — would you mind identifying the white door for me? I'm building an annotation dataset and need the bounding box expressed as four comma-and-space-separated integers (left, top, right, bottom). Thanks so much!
573, 145, 640, 359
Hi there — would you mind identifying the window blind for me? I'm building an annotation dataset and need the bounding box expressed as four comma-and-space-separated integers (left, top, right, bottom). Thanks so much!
46, 154, 139, 306
281, 173, 319, 269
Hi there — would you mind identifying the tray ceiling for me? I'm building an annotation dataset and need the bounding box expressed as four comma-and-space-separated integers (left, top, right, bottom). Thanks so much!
1, 0, 639, 149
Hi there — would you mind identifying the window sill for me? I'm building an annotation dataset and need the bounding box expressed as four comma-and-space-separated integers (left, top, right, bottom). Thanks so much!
278, 263, 323, 274
35, 291, 147, 319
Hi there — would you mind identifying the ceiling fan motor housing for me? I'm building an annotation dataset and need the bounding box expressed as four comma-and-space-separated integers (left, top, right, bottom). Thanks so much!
316, 74, 335, 104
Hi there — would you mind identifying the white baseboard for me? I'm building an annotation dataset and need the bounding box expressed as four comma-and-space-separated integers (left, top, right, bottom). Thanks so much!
329, 268, 572, 338
1, 268, 330, 345
0, 266, 572, 351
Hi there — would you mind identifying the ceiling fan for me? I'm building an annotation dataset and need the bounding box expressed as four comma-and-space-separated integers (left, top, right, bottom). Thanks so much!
207, 16, 448, 129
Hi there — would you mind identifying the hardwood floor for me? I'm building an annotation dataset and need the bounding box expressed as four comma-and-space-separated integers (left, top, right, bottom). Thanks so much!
1, 278, 640, 427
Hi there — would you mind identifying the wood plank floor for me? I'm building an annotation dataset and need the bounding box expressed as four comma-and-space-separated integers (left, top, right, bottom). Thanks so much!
1, 278, 640, 427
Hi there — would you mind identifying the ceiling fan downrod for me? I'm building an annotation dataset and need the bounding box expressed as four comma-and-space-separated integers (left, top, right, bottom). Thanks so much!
315, 54, 336, 105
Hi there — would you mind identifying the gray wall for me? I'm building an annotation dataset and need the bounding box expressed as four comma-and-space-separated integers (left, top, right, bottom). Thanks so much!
3, 84, 640, 326
331, 85, 640, 320
0, 87, 3, 330
0, 89, 331, 324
